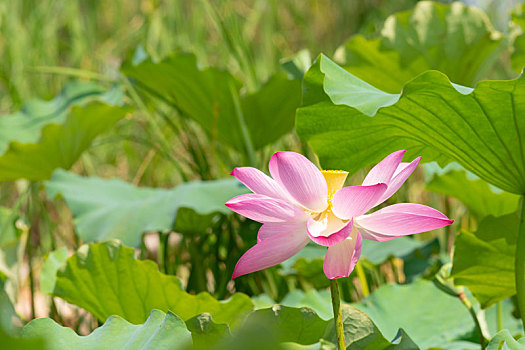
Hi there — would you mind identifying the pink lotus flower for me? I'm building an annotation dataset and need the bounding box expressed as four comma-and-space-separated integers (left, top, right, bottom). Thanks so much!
226, 150, 453, 279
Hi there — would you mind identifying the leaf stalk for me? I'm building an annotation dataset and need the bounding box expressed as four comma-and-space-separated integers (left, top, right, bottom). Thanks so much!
515, 196, 525, 329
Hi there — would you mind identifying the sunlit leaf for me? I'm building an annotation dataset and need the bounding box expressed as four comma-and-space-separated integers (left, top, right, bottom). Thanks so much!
297, 54, 525, 194
21, 310, 191, 350
46, 170, 247, 247
122, 53, 301, 152
335, 1, 502, 92
49, 241, 253, 324
427, 170, 519, 218
452, 214, 518, 308
0, 328, 43, 350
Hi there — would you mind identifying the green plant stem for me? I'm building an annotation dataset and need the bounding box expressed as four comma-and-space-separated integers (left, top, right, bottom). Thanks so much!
355, 261, 369, 297
516, 197, 525, 329
158, 232, 166, 273
29, 65, 117, 82
26, 239, 35, 320
459, 292, 485, 349
496, 301, 502, 332
330, 279, 345, 350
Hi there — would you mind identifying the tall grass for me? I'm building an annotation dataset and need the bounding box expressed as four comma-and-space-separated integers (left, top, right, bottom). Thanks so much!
0, 0, 419, 111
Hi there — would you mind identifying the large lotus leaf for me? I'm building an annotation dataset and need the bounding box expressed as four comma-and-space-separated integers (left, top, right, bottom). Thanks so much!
45, 169, 247, 247
335, 1, 502, 93
21, 309, 191, 350
354, 279, 473, 348
486, 330, 525, 350
296, 54, 525, 195
0, 328, 44, 350
0, 102, 130, 181
224, 305, 417, 350
280, 290, 333, 321
452, 214, 518, 308
122, 53, 301, 151
244, 305, 330, 345
324, 305, 418, 349
427, 170, 520, 218
48, 241, 253, 325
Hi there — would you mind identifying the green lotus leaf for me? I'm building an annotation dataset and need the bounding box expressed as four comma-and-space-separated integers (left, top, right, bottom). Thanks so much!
21, 309, 191, 350
354, 279, 474, 348
452, 214, 519, 308
486, 329, 525, 350
0, 82, 128, 181
48, 241, 254, 325
46, 169, 247, 247
122, 53, 301, 152
427, 170, 520, 218
297, 54, 525, 195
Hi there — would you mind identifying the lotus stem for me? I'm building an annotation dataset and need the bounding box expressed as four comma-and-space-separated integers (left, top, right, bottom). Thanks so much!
496, 301, 502, 332
330, 278, 345, 350
458, 291, 485, 349
515, 197, 525, 329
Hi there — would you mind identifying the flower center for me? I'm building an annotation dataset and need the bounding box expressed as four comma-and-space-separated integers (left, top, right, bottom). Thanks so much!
306, 170, 351, 238
304, 170, 349, 217
321, 170, 349, 210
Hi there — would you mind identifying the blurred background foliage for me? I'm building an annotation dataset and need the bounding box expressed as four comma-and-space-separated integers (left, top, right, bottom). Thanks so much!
1, 0, 525, 347
0, 0, 424, 111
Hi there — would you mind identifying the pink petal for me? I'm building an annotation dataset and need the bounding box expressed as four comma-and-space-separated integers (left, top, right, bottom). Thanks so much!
225, 193, 306, 223
231, 167, 291, 202
393, 162, 412, 177
362, 150, 405, 186
332, 183, 387, 220
307, 218, 353, 247
232, 228, 310, 278
269, 151, 328, 212
376, 157, 421, 205
323, 229, 362, 279
355, 203, 453, 241
258, 222, 305, 242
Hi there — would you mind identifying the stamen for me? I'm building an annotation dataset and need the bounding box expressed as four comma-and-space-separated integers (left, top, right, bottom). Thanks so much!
321, 170, 349, 197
